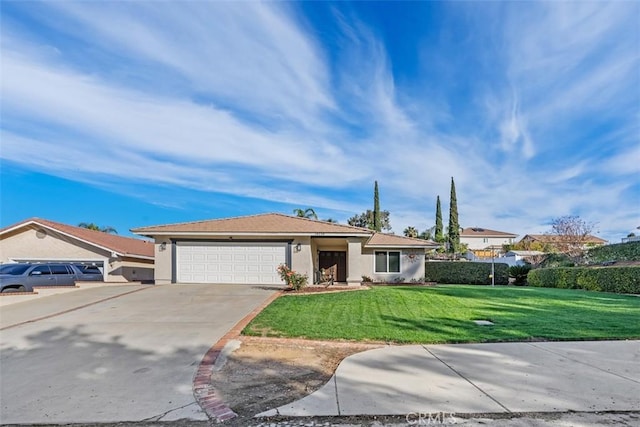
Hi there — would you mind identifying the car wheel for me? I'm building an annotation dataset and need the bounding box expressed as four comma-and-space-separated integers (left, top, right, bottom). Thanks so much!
2, 286, 26, 293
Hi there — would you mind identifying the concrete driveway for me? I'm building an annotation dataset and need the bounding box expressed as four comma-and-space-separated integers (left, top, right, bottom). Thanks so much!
0, 284, 279, 424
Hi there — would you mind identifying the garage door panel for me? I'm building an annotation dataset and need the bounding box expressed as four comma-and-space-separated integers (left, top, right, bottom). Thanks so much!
176, 242, 287, 284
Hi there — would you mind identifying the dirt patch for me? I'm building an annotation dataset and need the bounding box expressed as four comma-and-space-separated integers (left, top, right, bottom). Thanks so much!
209, 336, 383, 424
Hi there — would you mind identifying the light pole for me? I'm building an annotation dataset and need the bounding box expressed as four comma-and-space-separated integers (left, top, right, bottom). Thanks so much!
491, 246, 495, 287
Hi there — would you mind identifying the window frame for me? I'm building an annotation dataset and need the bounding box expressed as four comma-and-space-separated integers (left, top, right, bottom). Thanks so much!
374, 250, 401, 274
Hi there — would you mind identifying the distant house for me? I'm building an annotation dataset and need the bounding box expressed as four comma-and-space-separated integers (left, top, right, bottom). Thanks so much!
519, 234, 607, 252
460, 227, 518, 258
0, 218, 155, 282
505, 250, 546, 265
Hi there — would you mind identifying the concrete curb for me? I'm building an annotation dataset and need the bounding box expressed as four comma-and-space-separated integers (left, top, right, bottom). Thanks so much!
192, 290, 284, 422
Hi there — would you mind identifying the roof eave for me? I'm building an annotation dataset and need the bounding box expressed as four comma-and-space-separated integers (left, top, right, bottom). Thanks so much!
132, 231, 371, 237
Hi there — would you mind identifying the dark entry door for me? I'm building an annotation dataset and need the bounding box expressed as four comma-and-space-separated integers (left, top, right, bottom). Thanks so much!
319, 251, 347, 282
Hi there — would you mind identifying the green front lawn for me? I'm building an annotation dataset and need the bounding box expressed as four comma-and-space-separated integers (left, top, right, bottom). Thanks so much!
243, 286, 640, 344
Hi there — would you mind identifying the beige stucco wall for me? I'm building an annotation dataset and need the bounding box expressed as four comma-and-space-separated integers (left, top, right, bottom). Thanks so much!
154, 239, 174, 284
148, 235, 425, 285
461, 236, 515, 250
362, 248, 426, 283
0, 227, 153, 282
291, 237, 313, 281
1, 228, 108, 261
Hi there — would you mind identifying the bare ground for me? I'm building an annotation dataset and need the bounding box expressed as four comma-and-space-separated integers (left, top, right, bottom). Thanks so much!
209, 336, 384, 425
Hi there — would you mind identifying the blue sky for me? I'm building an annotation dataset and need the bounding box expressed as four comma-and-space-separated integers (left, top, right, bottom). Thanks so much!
1, 1, 638, 242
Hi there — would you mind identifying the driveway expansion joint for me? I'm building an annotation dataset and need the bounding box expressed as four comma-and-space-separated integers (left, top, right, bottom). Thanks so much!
526, 342, 640, 384
333, 375, 342, 416
0, 286, 152, 331
421, 345, 512, 413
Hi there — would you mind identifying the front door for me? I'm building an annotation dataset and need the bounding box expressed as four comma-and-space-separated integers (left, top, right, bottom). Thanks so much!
319, 251, 347, 282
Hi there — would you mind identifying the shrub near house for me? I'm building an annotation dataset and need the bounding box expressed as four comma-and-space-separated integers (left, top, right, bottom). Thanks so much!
425, 261, 509, 285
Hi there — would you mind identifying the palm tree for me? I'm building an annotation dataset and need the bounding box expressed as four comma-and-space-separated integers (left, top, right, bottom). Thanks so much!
78, 222, 118, 234
292, 208, 318, 220
403, 226, 418, 238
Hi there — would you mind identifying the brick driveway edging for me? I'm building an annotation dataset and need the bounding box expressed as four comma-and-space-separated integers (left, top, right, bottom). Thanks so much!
192, 289, 283, 422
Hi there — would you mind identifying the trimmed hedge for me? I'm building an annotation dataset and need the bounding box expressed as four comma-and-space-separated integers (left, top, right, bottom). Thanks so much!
528, 266, 640, 294
425, 261, 509, 285
586, 241, 640, 263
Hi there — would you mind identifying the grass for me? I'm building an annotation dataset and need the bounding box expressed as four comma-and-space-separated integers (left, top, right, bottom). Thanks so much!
243, 285, 640, 344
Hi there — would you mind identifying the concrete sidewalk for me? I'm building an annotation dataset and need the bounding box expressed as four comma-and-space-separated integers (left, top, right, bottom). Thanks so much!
258, 340, 640, 417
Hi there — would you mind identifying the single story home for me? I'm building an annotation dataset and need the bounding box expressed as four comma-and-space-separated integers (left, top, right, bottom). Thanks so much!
132, 213, 438, 285
0, 218, 155, 282
519, 234, 607, 251
460, 227, 518, 258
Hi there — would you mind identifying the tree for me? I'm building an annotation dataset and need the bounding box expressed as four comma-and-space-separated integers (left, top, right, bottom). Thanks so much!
419, 228, 434, 241
323, 218, 338, 223
78, 223, 117, 234
347, 210, 392, 231
447, 177, 460, 253
292, 208, 318, 220
403, 226, 418, 238
435, 195, 444, 243
373, 181, 381, 232
549, 215, 596, 259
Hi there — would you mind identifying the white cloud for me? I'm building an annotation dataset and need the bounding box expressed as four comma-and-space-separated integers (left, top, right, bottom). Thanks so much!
1, 1, 638, 242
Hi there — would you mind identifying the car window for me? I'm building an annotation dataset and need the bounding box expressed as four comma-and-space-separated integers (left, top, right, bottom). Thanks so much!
31, 265, 52, 275
0, 264, 31, 275
50, 265, 70, 274
82, 266, 102, 274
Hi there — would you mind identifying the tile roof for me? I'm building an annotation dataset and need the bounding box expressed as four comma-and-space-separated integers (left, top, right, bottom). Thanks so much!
461, 227, 518, 237
0, 218, 154, 259
132, 213, 373, 235
522, 234, 607, 244
366, 233, 438, 248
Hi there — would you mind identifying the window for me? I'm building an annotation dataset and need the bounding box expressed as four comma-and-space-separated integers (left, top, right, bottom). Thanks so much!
31, 265, 51, 275
483, 238, 488, 243
50, 265, 70, 275
0, 264, 30, 275
375, 251, 401, 273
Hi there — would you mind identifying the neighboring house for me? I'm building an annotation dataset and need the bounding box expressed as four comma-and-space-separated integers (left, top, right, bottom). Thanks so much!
460, 227, 518, 258
0, 218, 154, 282
505, 250, 546, 265
519, 234, 607, 251
132, 213, 439, 285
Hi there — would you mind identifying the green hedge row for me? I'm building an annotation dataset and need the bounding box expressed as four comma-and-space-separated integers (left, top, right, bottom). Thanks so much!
425, 261, 509, 285
586, 241, 640, 263
528, 266, 640, 294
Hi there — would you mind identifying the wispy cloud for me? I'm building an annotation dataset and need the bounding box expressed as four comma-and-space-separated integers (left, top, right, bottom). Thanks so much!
1, 1, 638, 240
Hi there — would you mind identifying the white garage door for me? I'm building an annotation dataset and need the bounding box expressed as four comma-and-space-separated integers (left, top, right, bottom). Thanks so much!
176, 242, 287, 284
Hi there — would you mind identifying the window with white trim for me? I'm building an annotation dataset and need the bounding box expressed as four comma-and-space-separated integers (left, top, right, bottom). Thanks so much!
375, 251, 401, 273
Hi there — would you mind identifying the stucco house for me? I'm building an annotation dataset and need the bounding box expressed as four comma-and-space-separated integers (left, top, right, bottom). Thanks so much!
132, 213, 438, 285
518, 234, 607, 251
460, 227, 518, 258
0, 218, 155, 282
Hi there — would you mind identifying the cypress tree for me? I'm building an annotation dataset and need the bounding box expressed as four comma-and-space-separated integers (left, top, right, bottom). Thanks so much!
448, 177, 460, 252
435, 195, 444, 242
373, 181, 381, 232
